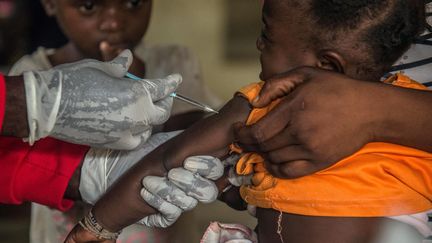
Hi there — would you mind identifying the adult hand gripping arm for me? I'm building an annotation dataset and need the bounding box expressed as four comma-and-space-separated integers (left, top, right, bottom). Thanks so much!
234, 67, 432, 178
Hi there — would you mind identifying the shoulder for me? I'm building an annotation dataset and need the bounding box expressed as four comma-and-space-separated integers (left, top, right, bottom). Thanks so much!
8, 47, 54, 75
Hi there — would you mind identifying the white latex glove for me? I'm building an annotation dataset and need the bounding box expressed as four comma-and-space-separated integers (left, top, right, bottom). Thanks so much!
223, 154, 252, 187
140, 155, 224, 228
23, 49, 182, 149
79, 131, 182, 205
201, 222, 258, 243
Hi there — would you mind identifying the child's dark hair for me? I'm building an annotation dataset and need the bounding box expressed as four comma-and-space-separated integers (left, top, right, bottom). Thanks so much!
310, 0, 425, 77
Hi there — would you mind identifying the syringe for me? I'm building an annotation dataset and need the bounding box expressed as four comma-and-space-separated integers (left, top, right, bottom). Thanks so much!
125, 72, 219, 114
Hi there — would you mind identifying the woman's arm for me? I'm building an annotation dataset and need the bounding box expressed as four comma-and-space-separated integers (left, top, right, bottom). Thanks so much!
91, 96, 251, 232
234, 67, 432, 178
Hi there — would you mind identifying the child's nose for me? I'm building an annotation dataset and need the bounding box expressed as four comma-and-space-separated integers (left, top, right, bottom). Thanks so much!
256, 36, 265, 51
99, 8, 123, 32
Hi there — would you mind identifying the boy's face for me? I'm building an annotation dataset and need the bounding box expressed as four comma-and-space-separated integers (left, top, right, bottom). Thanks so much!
257, 0, 317, 80
47, 0, 152, 59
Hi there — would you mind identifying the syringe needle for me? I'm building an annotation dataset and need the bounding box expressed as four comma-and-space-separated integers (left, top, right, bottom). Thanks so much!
126, 72, 219, 114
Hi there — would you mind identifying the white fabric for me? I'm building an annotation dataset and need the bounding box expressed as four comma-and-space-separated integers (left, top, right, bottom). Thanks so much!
389, 210, 432, 237
200, 222, 258, 243
373, 217, 430, 243
222, 155, 252, 187
392, 43, 432, 85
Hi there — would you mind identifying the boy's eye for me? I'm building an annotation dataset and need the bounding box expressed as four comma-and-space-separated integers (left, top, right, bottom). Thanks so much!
126, 0, 142, 9
79, 1, 95, 13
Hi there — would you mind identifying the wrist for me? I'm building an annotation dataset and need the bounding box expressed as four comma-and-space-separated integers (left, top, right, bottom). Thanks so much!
364, 82, 423, 145
79, 208, 121, 240
356, 81, 394, 144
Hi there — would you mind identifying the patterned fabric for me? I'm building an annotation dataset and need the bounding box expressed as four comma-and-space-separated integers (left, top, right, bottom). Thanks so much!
200, 222, 258, 243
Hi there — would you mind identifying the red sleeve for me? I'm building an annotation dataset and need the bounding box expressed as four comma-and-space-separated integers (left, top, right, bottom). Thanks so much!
0, 137, 89, 211
0, 73, 6, 129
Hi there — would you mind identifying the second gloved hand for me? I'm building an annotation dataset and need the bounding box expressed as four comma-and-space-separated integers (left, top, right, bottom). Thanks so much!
79, 131, 183, 205
140, 155, 224, 228
23, 49, 182, 149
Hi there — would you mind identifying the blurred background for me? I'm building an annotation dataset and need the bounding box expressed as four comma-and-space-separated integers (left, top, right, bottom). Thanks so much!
0, 0, 261, 100
0, 0, 261, 242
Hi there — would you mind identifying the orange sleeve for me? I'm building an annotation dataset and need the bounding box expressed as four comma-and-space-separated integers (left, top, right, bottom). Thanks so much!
237, 75, 432, 217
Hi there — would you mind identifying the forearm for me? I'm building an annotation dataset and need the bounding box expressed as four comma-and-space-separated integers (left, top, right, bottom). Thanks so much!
1, 75, 29, 137
93, 97, 251, 231
370, 83, 432, 152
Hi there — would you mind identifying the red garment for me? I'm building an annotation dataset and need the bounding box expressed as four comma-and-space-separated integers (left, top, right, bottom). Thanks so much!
0, 137, 88, 211
0, 74, 89, 210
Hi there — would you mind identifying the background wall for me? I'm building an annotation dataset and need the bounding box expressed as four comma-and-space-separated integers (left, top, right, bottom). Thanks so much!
145, 0, 262, 101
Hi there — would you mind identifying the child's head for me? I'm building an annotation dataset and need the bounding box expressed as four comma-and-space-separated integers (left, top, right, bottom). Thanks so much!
41, 0, 152, 59
257, 0, 425, 81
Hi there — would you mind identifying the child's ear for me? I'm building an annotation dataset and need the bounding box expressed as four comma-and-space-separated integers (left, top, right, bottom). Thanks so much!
41, 0, 57, 16
317, 50, 346, 74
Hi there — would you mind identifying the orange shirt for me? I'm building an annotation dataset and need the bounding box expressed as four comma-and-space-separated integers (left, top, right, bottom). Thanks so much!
233, 74, 432, 217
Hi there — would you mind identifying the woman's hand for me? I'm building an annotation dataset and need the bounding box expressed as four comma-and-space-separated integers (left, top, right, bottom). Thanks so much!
234, 67, 386, 178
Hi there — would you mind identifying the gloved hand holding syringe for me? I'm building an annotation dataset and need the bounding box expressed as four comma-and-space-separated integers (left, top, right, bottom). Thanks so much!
126, 72, 219, 114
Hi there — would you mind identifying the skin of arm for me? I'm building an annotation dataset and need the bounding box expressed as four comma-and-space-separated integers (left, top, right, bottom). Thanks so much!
92, 96, 251, 231
1, 75, 29, 138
